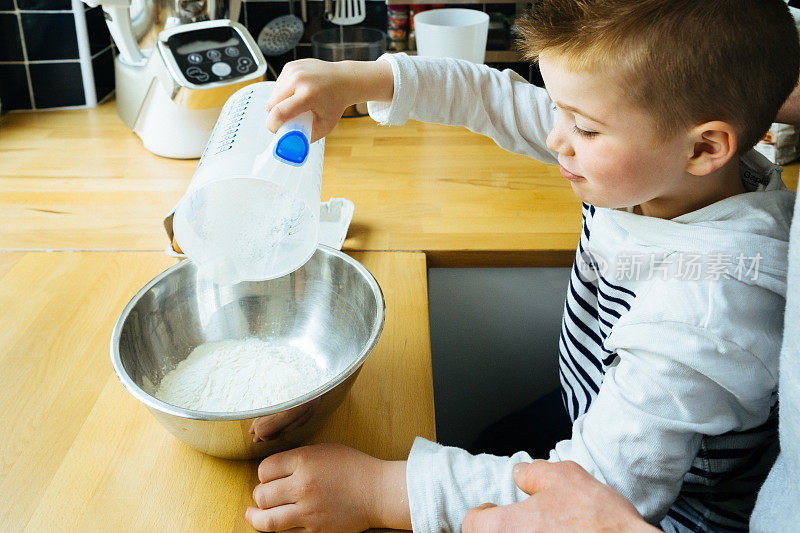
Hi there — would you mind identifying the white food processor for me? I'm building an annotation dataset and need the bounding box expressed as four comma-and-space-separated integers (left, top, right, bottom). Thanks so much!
82, 0, 267, 158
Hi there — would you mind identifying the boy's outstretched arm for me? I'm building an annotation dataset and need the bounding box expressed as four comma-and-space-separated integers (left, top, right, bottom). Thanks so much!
265, 59, 394, 143
267, 54, 559, 164
245, 442, 411, 532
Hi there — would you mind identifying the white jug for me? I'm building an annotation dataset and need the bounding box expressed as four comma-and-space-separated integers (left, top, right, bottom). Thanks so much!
173, 82, 324, 284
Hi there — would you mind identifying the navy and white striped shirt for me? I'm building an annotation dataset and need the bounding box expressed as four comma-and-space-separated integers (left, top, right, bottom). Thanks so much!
559, 202, 780, 532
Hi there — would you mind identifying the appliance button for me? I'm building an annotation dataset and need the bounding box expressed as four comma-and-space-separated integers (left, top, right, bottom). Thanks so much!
206, 49, 222, 61
211, 62, 232, 77
188, 53, 203, 64
225, 46, 240, 57
236, 57, 253, 73
186, 66, 209, 82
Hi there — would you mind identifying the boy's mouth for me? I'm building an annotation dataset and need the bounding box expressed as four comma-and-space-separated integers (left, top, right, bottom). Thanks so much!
559, 165, 586, 181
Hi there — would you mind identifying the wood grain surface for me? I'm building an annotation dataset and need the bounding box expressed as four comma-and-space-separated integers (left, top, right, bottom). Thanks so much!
0, 102, 582, 266
2, 97, 798, 533
0, 251, 433, 532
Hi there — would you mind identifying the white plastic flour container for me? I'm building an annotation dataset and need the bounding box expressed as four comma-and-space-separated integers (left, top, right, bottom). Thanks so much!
173, 82, 325, 284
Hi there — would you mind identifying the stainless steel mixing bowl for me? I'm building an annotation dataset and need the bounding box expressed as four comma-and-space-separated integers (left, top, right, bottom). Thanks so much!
110, 246, 385, 460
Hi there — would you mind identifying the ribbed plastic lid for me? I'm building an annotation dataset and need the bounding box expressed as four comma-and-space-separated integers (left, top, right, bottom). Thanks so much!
273, 131, 310, 166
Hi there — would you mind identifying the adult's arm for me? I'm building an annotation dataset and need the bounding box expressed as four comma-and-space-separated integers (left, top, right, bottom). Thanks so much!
462, 460, 658, 533
776, 82, 800, 125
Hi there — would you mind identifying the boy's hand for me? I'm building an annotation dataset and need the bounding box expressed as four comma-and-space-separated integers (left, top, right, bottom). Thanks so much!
247, 443, 397, 532
266, 59, 394, 143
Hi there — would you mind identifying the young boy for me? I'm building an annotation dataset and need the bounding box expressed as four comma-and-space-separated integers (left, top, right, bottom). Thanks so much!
246, 1, 799, 531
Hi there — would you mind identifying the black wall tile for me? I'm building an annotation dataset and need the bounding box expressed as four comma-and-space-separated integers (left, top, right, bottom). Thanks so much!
85, 6, 110, 55
21, 12, 79, 60
0, 14, 24, 61
29, 62, 84, 107
92, 46, 114, 101
17, 0, 72, 9
0, 0, 15, 10
0, 64, 32, 110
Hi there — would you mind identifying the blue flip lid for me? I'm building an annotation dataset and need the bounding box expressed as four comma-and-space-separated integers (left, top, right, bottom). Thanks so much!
273, 131, 310, 166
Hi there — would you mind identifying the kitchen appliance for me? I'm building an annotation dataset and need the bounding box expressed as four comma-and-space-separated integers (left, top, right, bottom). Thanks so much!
83, 0, 267, 158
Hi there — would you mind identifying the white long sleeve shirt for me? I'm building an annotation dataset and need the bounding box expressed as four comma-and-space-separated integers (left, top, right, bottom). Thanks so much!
749, 4, 800, 531
368, 53, 794, 532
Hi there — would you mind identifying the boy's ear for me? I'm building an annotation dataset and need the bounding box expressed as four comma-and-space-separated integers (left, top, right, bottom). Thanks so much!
685, 121, 738, 176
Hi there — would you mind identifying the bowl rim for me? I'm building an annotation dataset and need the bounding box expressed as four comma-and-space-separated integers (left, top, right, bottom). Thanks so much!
109, 245, 386, 421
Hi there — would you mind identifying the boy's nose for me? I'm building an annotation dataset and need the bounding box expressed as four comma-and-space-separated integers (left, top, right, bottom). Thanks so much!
546, 127, 574, 157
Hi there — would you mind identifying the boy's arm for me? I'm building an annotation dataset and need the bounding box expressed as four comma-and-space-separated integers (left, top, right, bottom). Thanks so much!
549, 320, 777, 523
368, 53, 559, 164
405, 437, 535, 531
403, 321, 776, 530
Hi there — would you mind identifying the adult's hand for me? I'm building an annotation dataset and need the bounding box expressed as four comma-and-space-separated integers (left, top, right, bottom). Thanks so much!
462, 460, 658, 533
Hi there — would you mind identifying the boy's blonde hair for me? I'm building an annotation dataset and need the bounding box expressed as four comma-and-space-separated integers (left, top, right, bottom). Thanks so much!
516, 0, 800, 152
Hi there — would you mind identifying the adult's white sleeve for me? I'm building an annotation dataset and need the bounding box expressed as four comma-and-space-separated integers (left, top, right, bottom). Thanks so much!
550, 321, 778, 523
367, 53, 559, 164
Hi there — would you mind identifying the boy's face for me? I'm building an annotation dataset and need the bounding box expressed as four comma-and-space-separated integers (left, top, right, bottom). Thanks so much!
539, 52, 692, 212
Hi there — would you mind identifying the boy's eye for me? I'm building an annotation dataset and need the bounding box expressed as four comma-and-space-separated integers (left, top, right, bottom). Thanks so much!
573, 124, 599, 138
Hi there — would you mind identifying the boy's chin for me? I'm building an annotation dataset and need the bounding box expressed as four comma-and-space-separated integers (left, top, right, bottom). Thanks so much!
570, 186, 608, 208
570, 184, 637, 210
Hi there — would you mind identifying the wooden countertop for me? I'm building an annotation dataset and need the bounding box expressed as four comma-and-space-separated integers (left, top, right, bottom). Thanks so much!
0, 101, 582, 267
2, 101, 798, 532
0, 251, 433, 531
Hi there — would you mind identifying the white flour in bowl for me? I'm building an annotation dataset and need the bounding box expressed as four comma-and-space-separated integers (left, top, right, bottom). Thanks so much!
155, 337, 326, 412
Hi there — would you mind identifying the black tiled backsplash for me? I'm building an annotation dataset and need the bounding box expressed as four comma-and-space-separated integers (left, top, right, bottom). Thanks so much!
0, 14, 24, 61
30, 62, 85, 107
0, 0, 531, 113
85, 3, 111, 54
0, 3, 114, 112
250, 2, 527, 78
246, 1, 391, 75
22, 12, 80, 60
0, 64, 32, 110
92, 47, 115, 100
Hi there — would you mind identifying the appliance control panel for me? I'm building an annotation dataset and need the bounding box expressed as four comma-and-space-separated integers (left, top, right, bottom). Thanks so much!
164, 25, 259, 85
